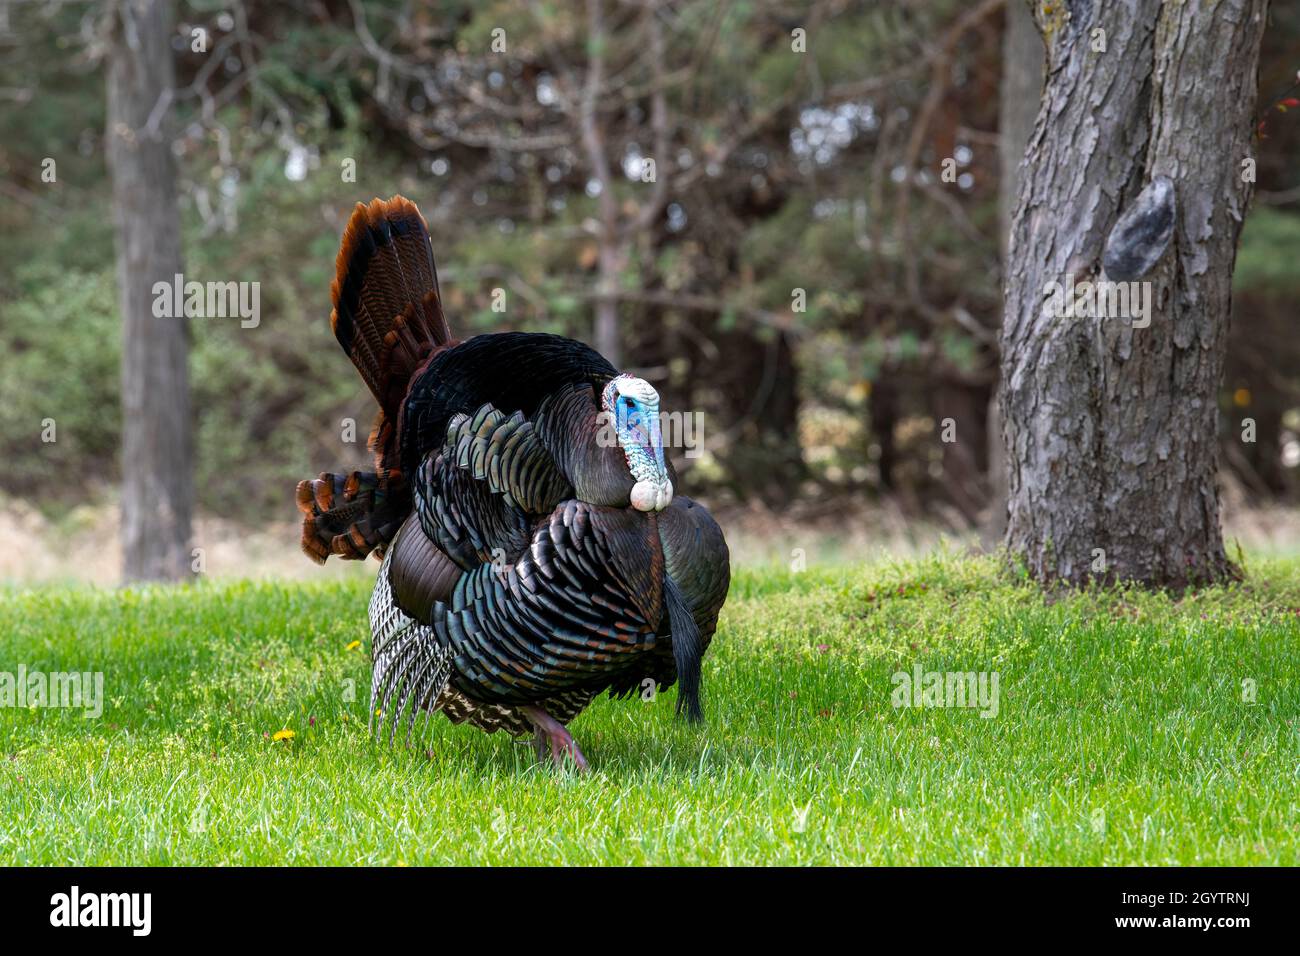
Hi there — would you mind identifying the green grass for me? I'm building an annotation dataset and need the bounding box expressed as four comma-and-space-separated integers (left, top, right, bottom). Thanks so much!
2, 552, 1298, 865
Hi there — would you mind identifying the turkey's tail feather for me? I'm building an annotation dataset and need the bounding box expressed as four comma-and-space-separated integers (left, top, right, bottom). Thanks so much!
332, 196, 455, 485
664, 574, 704, 723
330, 195, 452, 412
302, 196, 452, 564
296, 470, 407, 563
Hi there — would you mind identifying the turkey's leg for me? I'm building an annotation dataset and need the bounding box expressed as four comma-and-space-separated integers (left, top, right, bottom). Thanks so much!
520, 705, 589, 771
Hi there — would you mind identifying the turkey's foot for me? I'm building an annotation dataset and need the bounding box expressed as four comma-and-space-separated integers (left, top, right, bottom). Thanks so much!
520, 705, 588, 772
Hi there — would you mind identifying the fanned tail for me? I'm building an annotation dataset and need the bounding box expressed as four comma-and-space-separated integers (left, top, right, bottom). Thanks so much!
330, 195, 452, 410
300, 196, 455, 564
330, 195, 455, 479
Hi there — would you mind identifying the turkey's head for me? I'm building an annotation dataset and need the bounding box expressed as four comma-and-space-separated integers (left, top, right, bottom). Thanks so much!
602, 374, 673, 512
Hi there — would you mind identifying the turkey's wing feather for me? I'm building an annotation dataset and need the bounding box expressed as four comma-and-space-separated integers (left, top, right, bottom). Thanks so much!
445, 501, 664, 705
386, 512, 464, 622
413, 449, 534, 572
398, 331, 617, 480
369, 498, 731, 743
369, 500, 662, 742
448, 403, 573, 515
410, 398, 578, 573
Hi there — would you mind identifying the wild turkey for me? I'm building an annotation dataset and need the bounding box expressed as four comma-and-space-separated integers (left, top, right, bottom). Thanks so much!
296, 196, 730, 769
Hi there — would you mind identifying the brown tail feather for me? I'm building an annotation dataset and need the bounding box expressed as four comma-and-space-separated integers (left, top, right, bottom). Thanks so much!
329, 196, 454, 415
304, 196, 454, 563
296, 471, 409, 563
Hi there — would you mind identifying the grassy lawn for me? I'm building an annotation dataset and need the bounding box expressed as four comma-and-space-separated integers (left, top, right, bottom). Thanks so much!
1, 552, 1297, 865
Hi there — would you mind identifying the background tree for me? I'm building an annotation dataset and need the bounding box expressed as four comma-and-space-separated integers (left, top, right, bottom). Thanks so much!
106, 0, 193, 582
1000, 0, 1269, 587
341, 0, 1009, 509
1, 0, 1297, 561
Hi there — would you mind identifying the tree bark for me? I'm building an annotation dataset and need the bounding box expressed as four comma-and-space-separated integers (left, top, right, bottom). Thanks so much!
870, 378, 899, 492
1000, 0, 1267, 587
107, 0, 193, 582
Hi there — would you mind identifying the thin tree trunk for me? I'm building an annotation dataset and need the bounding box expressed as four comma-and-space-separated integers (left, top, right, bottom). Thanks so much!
107, 0, 192, 582
580, 0, 622, 368
937, 379, 990, 526
985, 0, 1043, 546
594, 244, 622, 367
870, 378, 899, 491
1000, 0, 1267, 587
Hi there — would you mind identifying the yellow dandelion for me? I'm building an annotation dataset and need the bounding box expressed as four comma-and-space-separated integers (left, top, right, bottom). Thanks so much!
345, 640, 362, 651
1233, 388, 1251, 408
271, 729, 296, 742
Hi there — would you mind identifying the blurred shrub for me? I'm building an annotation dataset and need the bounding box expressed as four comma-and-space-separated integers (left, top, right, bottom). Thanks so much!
1235, 207, 1300, 296
0, 263, 121, 501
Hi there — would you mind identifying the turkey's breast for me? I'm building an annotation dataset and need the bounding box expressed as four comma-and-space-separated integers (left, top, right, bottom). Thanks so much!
370, 496, 727, 737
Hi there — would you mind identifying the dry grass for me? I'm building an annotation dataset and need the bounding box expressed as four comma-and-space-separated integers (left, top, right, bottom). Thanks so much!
3, 486, 1297, 584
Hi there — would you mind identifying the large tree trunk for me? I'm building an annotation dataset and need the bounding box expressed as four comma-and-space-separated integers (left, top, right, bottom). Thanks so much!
107, 0, 193, 582
1000, 0, 1267, 587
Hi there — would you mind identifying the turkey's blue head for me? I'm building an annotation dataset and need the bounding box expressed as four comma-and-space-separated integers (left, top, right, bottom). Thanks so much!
602, 374, 673, 512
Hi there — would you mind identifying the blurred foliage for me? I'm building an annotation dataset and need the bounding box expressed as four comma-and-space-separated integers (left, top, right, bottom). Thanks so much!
0, 264, 121, 495
1236, 207, 1300, 295
0, 0, 1298, 522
